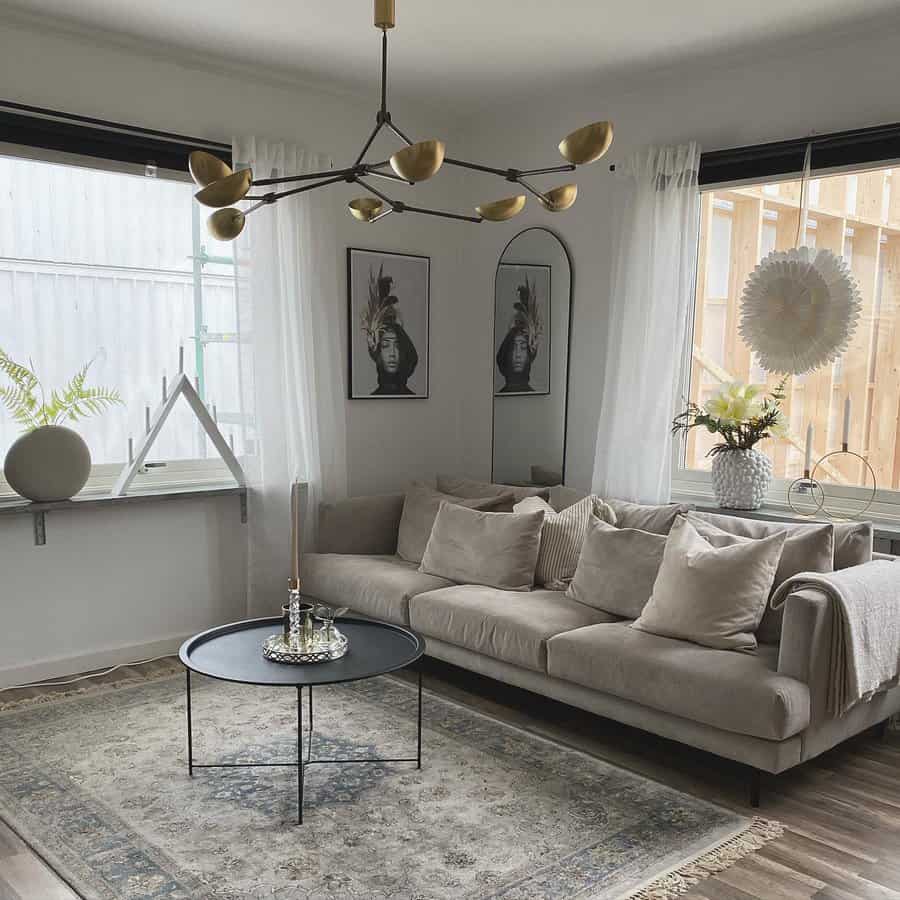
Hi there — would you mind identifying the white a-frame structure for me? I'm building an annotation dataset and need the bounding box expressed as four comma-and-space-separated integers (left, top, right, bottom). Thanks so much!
112, 372, 246, 497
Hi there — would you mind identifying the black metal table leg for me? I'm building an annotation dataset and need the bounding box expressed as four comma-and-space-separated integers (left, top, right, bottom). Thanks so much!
417, 667, 422, 770
186, 668, 193, 777
297, 685, 304, 825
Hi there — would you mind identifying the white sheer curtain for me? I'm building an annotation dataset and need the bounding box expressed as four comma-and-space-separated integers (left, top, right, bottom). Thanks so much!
591, 143, 701, 504
233, 137, 348, 616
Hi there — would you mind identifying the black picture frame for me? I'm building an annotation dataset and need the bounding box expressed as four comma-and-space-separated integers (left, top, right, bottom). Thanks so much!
347, 248, 430, 399
494, 262, 552, 397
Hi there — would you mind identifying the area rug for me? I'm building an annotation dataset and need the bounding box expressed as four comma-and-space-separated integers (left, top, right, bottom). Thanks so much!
0, 669, 781, 899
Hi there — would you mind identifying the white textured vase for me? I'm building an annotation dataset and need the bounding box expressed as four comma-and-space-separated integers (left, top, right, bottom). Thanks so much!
3, 425, 91, 502
710, 448, 772, 510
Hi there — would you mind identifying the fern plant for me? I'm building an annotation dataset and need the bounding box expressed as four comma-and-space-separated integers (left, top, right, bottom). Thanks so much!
0, 348, 122, 432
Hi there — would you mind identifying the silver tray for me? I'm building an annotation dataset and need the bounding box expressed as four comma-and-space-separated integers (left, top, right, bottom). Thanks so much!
262, 627, 349, 665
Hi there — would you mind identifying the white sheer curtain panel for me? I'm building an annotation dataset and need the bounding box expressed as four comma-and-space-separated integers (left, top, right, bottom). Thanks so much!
233, 137, 348, 616
591, 142, 701, 504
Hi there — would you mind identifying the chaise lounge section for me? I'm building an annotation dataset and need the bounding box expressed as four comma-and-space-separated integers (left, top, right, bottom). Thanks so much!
301, 489, 900, 804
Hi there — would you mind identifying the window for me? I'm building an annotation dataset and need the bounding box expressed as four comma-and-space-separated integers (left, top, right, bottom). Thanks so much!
0, 110, 247, 497
681, 161, 900, 506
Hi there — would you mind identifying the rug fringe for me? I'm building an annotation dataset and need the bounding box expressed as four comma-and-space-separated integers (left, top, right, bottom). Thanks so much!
0, 660, 183, 712
624, 817, 784, 900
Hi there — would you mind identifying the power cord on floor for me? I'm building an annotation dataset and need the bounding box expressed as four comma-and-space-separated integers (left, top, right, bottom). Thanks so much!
0, 654, 175, 692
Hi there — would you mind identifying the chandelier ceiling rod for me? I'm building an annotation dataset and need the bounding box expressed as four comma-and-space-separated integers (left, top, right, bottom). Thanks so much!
188, 0, 614, 239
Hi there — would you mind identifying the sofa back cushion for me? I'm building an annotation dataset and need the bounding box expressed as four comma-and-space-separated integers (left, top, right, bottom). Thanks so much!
566, 519, 666, 619
514, 495, 617, 590
318, 493, 405, 555
632, 516, 786, 651
436, 474, 549, 511
397, 483, 513, 564
419, 504, 544, 591
686, 512, 834, 643
608, 498, 692, 535
690, 510, 872, 571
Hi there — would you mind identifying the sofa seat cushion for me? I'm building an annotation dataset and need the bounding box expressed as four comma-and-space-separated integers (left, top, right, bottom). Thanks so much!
409, 585, 619, 672
547, 623, 810, 741
301, 554, 454, 625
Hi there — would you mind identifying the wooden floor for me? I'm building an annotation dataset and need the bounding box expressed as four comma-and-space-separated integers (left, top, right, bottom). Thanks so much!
1, 656, 898, 899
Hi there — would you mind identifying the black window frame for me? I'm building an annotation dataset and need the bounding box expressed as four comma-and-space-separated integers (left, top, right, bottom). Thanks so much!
699, 121, 900, 187
0, 100, 231, 174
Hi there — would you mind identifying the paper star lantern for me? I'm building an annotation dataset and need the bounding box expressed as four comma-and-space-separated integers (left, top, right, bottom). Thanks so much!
739, 247, 862, 375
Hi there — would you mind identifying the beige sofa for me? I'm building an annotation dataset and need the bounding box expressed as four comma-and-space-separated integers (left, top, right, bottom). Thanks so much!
301, 490, 900, 805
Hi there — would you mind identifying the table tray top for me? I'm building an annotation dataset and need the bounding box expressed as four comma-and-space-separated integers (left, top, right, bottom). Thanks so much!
179, 616, 425, 686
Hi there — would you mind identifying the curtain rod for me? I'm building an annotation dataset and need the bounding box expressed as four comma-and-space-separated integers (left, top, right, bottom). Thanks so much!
0, 99, 230, 152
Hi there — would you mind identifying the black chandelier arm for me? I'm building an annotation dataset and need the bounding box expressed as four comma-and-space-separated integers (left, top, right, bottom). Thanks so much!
252, 167, 353, 187
355, 121, 384, 167
518, 164, 576, 177
263, 173, 351, 204
386, 120, 415, 147
516, 176, 551, 204
404, 203, 483, 223
443, 156, 513, 178
381, 28, 388, 114
363, 168, 414, 186
355, 177, 395, 205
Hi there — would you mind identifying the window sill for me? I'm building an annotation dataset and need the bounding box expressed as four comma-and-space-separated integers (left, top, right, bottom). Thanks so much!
671, 486, 900, 543
0, 484, 247, 545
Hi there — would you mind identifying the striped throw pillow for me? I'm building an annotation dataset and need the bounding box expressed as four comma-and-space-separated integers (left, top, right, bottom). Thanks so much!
514, 495, 617, 590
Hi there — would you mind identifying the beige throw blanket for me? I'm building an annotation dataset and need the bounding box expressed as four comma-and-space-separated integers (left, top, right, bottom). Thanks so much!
771, 560, 900, 717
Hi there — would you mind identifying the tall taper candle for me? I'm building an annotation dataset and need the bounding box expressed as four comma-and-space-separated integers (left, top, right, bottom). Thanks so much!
178, 341, 184, 374
805, 423, 813, 474
290, 483, 301, 585
145, 405, 151, 434
162, 369, 168, 403
229, 433, 235, 453
212, 403, 218, 424
842, 395, 851, 448
128, 436, 134, 465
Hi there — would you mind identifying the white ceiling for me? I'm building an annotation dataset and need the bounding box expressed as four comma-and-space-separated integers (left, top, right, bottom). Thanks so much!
4, 0, 898, 116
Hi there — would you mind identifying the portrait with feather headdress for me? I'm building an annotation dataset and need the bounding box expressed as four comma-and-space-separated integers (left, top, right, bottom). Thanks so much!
349, 249, 429, 398
494, 264, 550, 395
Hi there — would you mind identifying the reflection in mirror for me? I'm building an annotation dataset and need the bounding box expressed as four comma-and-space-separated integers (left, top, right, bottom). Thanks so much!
492, 228, 572, 487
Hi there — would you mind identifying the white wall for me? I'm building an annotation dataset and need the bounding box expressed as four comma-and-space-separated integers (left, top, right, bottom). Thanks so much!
451, 22, 900, 492
0, 15, 465, 684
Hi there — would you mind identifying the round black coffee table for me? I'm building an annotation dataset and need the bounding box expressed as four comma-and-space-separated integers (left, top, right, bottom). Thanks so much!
179, 615, 425, 824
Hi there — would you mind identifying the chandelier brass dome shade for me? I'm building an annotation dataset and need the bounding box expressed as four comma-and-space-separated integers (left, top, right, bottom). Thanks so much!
348, 197, 384, 222
539, 183, 578, 212
559, 121, 614, 166
187, 1, 612, 239
189, 150, 233, 188
476, 195, 527, 222
207, 208, 246, 241
194, 168, 253, 208
389, 140, 445, 182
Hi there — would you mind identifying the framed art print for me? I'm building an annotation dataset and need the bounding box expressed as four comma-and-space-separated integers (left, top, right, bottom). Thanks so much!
494, 262, 551, 396
348, 248, 430, 399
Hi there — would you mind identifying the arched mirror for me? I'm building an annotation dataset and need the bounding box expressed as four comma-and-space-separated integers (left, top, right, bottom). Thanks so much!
492, 227, 572, 486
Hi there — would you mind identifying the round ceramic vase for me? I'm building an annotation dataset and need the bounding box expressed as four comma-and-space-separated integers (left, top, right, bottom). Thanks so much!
710, 448, 772, 510
3, 425, 92, 502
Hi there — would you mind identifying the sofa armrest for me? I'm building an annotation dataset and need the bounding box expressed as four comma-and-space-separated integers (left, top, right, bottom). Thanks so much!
777, 586, 834, 725
317, 493, 405, 555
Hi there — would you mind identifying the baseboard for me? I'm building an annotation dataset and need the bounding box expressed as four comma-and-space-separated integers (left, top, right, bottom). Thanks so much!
0, 634, 191, 689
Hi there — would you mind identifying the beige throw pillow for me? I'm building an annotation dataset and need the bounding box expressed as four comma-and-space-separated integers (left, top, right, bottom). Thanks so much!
419, 503, 544, 591
397, 483, 513, 564
690, 510, 871, 571
686, 511, 834, 643
608, 498, 692, 535
435, 474, 549, 510
514, 495, 617, 590
566, 520, 666, 619
633, 516, 787, 651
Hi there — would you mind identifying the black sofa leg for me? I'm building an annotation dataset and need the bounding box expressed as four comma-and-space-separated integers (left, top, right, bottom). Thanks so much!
749, 768, 761, 808
876, 718, 889, 740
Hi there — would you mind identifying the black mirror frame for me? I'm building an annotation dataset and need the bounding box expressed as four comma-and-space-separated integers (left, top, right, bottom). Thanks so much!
491, 226, 574, 486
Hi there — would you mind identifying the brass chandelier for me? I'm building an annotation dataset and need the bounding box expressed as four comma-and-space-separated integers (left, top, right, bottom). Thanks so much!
188, 0, 613, 240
